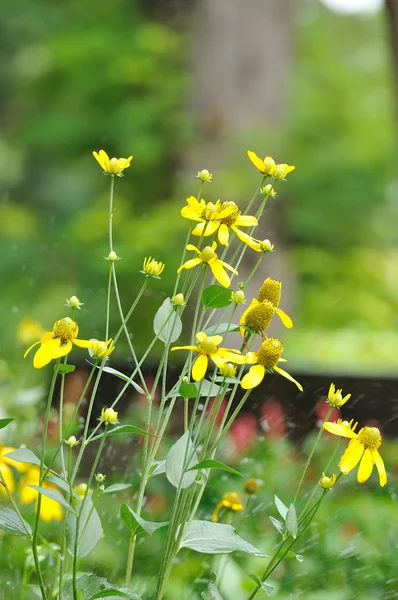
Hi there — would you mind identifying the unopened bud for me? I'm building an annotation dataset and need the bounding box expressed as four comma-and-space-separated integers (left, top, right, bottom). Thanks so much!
244, 478, 261, 495
101, 407, 118, 424
107, 251, 118, 261
172, 293, 185, 306
65, 435, 79, 448
200, 246, 217, 262
260, 239, 274, 252
231, 290, 246, 304
66, 296, 83, 309
95, 473, 106, 483
197, 169, 213, 182
318, 473, 337, 489
219, 363, 237, 378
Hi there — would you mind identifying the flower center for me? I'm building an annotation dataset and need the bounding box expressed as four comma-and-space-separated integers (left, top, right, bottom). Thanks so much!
244, 300, 274, 332
53, 317, 78, 342
201, 202, 219, 221
199, 337, 218, 354
257, 278, 282, 307
256, 338, 283, 368
219, 201, 241, 226
200, 246, 217, 263
357, 427, 382, 450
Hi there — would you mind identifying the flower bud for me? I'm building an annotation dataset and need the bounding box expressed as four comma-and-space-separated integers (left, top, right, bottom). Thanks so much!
260, 184, 277, 198
197, 169, 213, 182
172, 293, 185, 306
91, 339, 115, 359
65, 435, 79, 448
219, 363, 237, 378
107, 251, 118, 261
182, 376, 189, 383
259, 239, 274, 252
95, 473, 106, 483
231, 290, 246, 304
244, 478, 261, 495
142, 257, 165, 277
200, 246, 217, 263
318, 473, 337, 489
101, 407, 118, 424
66, 296, 83, 309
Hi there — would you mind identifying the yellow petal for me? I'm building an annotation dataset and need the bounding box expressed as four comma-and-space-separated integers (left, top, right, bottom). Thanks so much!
192, 221, 219, 236
24, 339, 41, 358
273, 366, 303, 391
372, 449, 387, 487
275, 307, 293, 329
209, 335, 223, 346
241, 364, 265, 389
323, 422, 357, 438
192, 354, 208, 381
171, 345, 199, 352
231, 227, 258, 249
177, 258, 202, 272
218, 350, 246, 364
33, 339, 72, 368
219, 260, 238, 275
235, 215, 258, 227
209, 353, 226, 368
210, 261, 231, 287
339, 439, 363, 474
186, 244, 200, 252
357, 448, 373, 483
73, 338, 96, 349
218, 224, 230, 246
181, 207, 203, 221
39, 493, 63, 522
244, 352, 258, 364
196, 332, 207, 343
1, 447, 28, 473
247, 150, 265, 173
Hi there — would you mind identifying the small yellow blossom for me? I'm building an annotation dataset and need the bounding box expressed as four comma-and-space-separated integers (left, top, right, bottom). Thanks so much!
197, 169, 213, 182
241, 339, 303, 391
171, 332, 245, 382
101, 407, 118, 424
318, 473, 337, 489
17, 319, 45, 346
74, 482, 90, 499
107, 251, 119, 261
231, 290, 246, 304
323, 421, 387, 487
247, 150, 295, 180
65, 296, 83, 310
212, 491, 244, 522
244, 478, 261, 495
20, 466, 62, 522
260, 184, 277, 198
327, 383, 351, 408
181, 197, 258, 248
172, 293, 185, 306
65, 436, 79, 448
24, 317, 96, 369
90, 339, 115, 359
142, 257, 165, 278
0, 444, 26, 496
93, 150, 133, 176
177, 242, 237, 288
219, 363, 237, 378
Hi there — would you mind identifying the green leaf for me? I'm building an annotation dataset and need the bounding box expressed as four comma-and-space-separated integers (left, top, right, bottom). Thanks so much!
285, 504, 298, 539
102, 483, 132, 494
149, 460, 166, 478
201, 285, 232, 309
201, 581, 225, 600
269, 516, 284, 535
120, 504, 168, 536
187, 459, 241, 477
274, 495, 288, 520
204, 323, 240, 336
45, 474, 71, 494
5, 448, 41, 466
0, 418, 14, 430
178, 383, 198, 399
249, 574, 274, 597
153, 298, 182, 344
180, 520, 267, 557
0, 507, 32, 536
194, 380, 224, 397
165, 431, 198, 489
28, 485, 73, 511
91, 365, 145, 395
67, 495, 102, 558
58, 364, 76, 375
89, 424, 155, 443
62, 575, 141, 600
87, 590, 130, 599
284, 550, 304, 562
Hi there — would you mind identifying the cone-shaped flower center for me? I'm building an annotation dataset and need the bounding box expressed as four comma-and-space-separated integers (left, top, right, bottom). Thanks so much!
201, 203, 219, 221
200, 246, 217, 263
245, 300, 274, 332
357, 426, 382, 450
257, 278, 282, 307
256, 338, 283, 368
199, 337, 218, 354
53, 317, 78, 342
219, 201, 241, 226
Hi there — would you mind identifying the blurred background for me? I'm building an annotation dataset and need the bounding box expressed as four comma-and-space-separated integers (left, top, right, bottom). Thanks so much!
1, 0, 398, 598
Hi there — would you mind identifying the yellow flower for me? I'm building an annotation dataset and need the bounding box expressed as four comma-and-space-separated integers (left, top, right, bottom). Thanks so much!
240, 299, 275, 336
318, 473, 337, 489
24, 317, 96, 369
101, 407, 118, 424
0, 444, 26, 495
142, 257, 165, 278
20, 466, 62, 522
323, 421, 387, 487
245, 238, 274, 253
212, 491, 244, 522
181, 197, 258, 248
258, 278, 293, 328
90, 339, 115, 359
241, 339, 303, 391
177, 242, 238, 288
171, 331, 245, 382
327, 383, 351, 408
247, 150, 295, 180
17, 319, 45, 346
93, 149, 133, 176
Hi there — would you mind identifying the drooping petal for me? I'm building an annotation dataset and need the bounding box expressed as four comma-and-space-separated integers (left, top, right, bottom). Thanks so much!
209, 335, 223, 346
209, 353, 226, 368
235, 215, 258, 227
339, 439, 364, 474
247, 150, 265, 173
192, 221, 219, 236
186, 244, 201, 253
196, 332, 207, 343
244, 352, 258, 365
273, 366, 303, 391
210, 261, 231, 288
372, 449, 387, 487
177, 258, 202, 273
73, 338, 96, 349
275, 307, 293, 329
217, 205, 238, 220
231, 227, 257, 248
219, 260, 238, 275
218, 349, 246, 364
241, 364, 265, 389
181, 207, 204, 221
24, 340, 41, 358
357, 448, 374, 483
217, 224, 230, 246
192, 354, 208, 381
33, 338, 62, 368
323, 422, 358, 438
49, 341, 73, 361
171, 345, 199, 352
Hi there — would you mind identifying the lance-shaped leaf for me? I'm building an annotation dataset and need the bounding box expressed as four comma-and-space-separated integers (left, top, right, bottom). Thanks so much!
249, 574, 274, 597
153, 298, 182, 344
90, 365, 145, 395
5, 448, 41, 466
179, 520, 267, 557
120, 504, 169, 536
285, 504, 298, 539
29, 485, 73, 512
165, 431, 198, 489
274, 495, 288, 520
187, 459, 241, 477
102, 483, 132, 494
0, 418, 14, 430
67, 494, 102, 558
0, 507, 32, 537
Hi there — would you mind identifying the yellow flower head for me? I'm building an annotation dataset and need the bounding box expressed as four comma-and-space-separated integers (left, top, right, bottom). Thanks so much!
247, 150, 295, 180
244, 478, 261, 495
327, 383, 351, 408
212, 491, 244, 522
24, 317, 96, 369
17, 319, 46, 346
91, 339, 115, 359
181, 196, 258, 248
101, 407, 118, 424
197, 169, 213, 182
74, 482, 91, 499
323, 421, 387, 487
20, 466, 62, 522
241, 339, 303, 392
252, 278, 293, 329
318, 473, 337, 489
93, 149, 133, 176
142, 257, 165, 278
0, 444, 26, 496
240, 299, 275, 334
177, 241, 238, 288
171, 331, 245, 382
